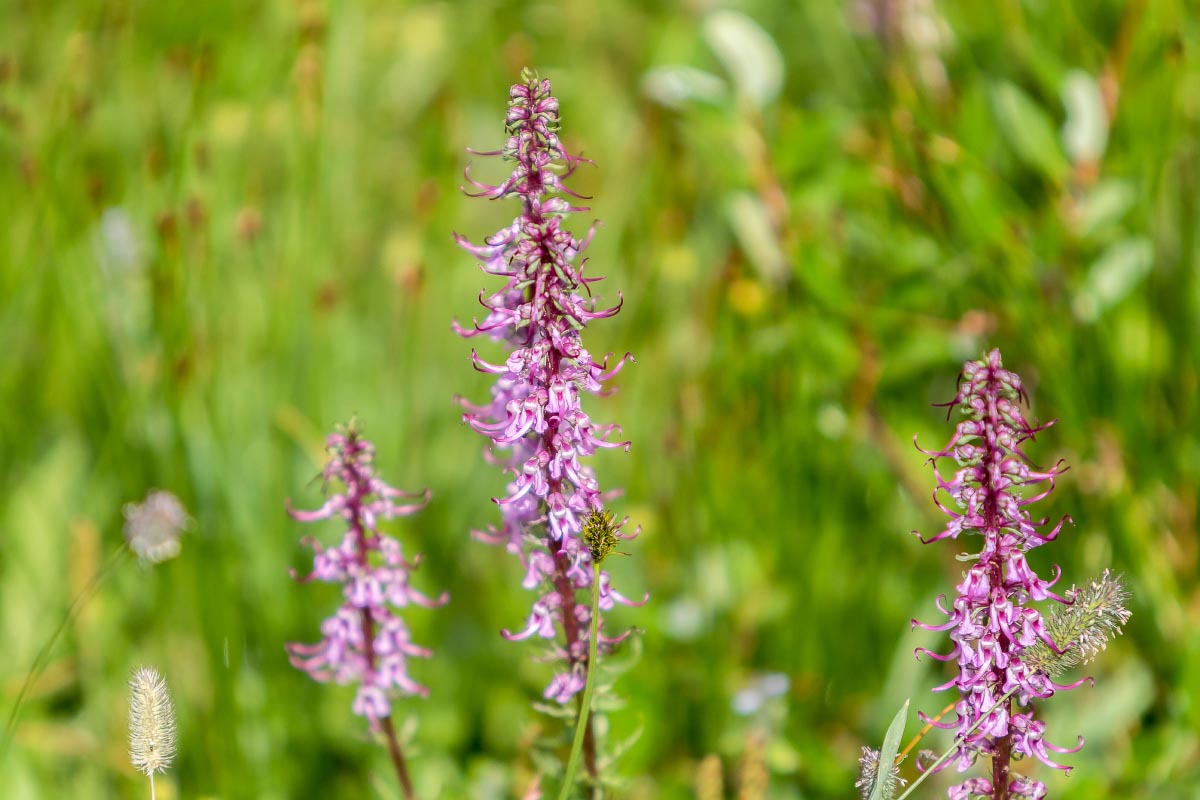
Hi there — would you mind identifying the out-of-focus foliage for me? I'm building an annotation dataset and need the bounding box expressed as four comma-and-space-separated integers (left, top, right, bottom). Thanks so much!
1, 1, 1197, 798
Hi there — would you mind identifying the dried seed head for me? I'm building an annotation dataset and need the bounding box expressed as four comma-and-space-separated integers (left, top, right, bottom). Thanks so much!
582, 509, 619, 564
128, 666, 177, 776
855, 746, 907, 800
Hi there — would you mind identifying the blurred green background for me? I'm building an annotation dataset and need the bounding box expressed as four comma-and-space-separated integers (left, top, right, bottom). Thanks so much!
2, 0, 1197, 797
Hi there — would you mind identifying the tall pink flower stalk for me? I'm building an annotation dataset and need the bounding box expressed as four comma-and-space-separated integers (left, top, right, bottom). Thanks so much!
287, 424, 446, 799
454, 69, 645, 773
913, 350, 1086, 800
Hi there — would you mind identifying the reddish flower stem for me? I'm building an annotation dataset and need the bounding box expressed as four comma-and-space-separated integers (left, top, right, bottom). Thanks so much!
345, 434, 416, 800
984, 388, 1010, 800
991, 706, 1011, 800
381, 715, 416, 800
546, 342, 598, 782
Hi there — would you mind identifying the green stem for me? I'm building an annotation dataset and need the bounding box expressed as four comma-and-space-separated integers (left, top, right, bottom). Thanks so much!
3, 543, 129, 756
557, 561, 602, 800
894, 687, 1019, 800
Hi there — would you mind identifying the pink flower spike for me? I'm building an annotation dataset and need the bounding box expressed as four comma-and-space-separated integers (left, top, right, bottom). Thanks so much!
455, 69, 645, 720
286, 424, 445, 727
910, 350, 1122, 799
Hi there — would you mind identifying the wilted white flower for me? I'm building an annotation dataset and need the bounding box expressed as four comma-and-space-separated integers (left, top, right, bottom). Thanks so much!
123, 490, 188, 564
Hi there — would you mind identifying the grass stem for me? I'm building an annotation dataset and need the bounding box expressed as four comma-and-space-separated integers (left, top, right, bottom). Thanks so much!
3, 544, 129, 756
894, 687, 1018, 800
557, 561, 602, 800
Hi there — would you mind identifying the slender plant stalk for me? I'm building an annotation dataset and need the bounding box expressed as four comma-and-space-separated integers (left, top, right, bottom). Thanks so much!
355, 542, 415, 800
893, 687, 1019, 800
149, 773, 156, 800
3, 543, 129, 754
992, 701, 1012, 800
381, 715, 416, 800
558, 561, 602, 800
552, 541, 598, 779
985, 549, 1011, 800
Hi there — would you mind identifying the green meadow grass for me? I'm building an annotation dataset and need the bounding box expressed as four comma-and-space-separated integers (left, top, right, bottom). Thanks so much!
1, 1, 1197, 797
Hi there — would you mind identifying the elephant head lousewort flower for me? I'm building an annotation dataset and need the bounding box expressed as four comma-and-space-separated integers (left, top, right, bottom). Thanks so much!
286, 423, 446, 799
911, 350, 1129, 800
454, 69, 646, 717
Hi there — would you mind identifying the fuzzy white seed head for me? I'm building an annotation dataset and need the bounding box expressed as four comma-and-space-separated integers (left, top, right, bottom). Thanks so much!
128, 666, 177, 776
123, 490, 188, 564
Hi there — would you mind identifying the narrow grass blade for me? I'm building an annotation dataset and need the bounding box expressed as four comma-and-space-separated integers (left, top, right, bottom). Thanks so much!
869, 700, 909, 800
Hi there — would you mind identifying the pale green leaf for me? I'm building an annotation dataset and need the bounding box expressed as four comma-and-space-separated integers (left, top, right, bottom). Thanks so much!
641, 66, 727, 109
990, 80, 1069, 180
725, 192, 787, 284
1072, 237, 1154, 322
1076, 179, 1137, 239
1061, 69, 1108, 163
703, 10, 784, 107
870, 700, 909, 800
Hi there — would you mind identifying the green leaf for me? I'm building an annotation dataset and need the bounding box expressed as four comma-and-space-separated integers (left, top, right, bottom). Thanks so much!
641, 66, 727, 109
990, 80, 1069, 180
1061, 69, 1108, 163
703, 10, 784, 107
530, 702, 577, 721
725, 191, 787, 284
869, 700, 910, 800
598, 720, 644, 771
1076, 179, 1137, 240
1072, 237, 1154, 322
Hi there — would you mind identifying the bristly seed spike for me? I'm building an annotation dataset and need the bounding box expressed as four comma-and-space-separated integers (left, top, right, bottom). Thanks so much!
128, 666, 177, 779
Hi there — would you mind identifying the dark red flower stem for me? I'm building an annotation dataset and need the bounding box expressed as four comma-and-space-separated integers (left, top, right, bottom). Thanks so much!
983, 386, 1011, 800
544, 308, 598, 783
991, 706, 1012, 800
381, 716, 416, 800
345, 432, 417, 800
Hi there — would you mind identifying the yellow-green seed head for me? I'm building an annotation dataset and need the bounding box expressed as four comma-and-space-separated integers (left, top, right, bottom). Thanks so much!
582, 509, 619, 563
1023, 570, 1132, 677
